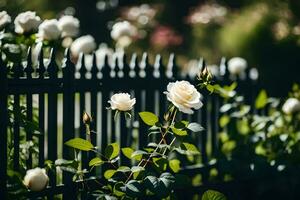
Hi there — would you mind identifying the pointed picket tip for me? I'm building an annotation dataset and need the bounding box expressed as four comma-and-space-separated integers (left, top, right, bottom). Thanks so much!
47, 48, 59, 78
167, 53, 177, 78
38, 47, 46, 79
101, 54, 111, 78
91, 52, 99, 79
25, 46, 33, 78
140, 52, 149, 69
79, 53, 87, 79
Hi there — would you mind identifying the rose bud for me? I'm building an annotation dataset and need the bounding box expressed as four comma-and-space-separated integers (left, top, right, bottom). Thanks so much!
23, 167, 49, 191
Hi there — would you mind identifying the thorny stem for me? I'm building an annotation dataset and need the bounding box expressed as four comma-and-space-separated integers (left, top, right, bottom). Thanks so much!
125, 108, 178, 183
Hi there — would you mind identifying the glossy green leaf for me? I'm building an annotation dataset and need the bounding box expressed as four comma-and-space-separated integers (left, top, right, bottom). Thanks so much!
65, 138, 94, 151
131, 166, 145, 173
255, 90, 268, 109
105, 143, 120, 160
181, 142, 200, 155
104, 169, 117, 179
89, 157, 104, 167
169, 159, 181, 173
139, 112, 159, 126
202, 190, 227, 200
159, 172, 176, 189
171, 127, 187, 136
113, 182, 125, 197
153, 157, 168, 171
187, 123, 204, 132
121, 147, 134, 159
219, 115, 230, 128
131, 150, 148, 161
125, 180, 144, 198
117, 166, 131, 173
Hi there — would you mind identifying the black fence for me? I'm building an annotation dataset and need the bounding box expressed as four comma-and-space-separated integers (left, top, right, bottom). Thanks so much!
0, 48, 258, 199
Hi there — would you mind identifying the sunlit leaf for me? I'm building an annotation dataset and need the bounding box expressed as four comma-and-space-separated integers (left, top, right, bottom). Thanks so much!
89, 157, 104, 167
139, 112, 159, 126
255, 90, 268, 109
104, 169, 117, 179
105, 143, 120, 160
65, 138, 94, 151
121, 147, 134, 159
202, 190, 227, 200
169, 159, 181, 173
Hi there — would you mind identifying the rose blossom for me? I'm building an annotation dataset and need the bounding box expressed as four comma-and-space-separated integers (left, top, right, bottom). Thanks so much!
38, 19, 61, 41
227, 57, 247, 75
111, 21, 136, 40
58, 15, 80, 37
14, 11, 41, 34
165, 81, 203, 114
70, 35, 96, 57
0, 11, 11, 30
282, 98, 300, 114
108, 93, 136, 111
23, 167, 49, 191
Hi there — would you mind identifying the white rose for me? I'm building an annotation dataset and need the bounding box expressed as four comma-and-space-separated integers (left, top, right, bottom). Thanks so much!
23, 168, 49, 191
165, 81, 203, 114
111, 21, 137, 41
0, 11, 11, 30
38, 19, 61, 41
108, 93, 136, 111
14, 11, 41, 34
282, 98, 300, 114
227, 57, 247, 75
70, 35, 96, 57
58, 15, 80, 37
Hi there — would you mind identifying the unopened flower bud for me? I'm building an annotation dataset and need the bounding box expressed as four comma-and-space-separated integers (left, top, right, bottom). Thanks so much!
83, 112, 92, 125
198, 66, 213, 83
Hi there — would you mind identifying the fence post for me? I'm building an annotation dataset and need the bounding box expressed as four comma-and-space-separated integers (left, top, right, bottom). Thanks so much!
0, 55, 8, 200
62, 49, 76, 198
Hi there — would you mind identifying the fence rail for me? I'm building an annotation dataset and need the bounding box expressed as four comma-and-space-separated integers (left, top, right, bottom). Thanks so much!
0, 47, 258, 199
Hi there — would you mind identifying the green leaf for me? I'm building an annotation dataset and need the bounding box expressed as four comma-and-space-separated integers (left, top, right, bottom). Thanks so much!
104, 169, 117, 179
181, 143, 200, 155
117, 166, 131, 173
187, 123, 204, 132
219, 115, 230, 128
89, 157, 104, 167
121, 147, 134, 159
174, 121, 187, 129
171, 127, 187, 136
113, 182, 125, 197
131, 166, 145, 173
153, 157, 168, 171
139, 112, 159, 126
131, 150, 148, 161
125, 180, 144, 198
105, 143, 120, 160
202, 190, 227, 200
206, 84, 215, 93
255, 90, 268, 109
65, 138, 94, 151
169, 159, 181, 173
159, 172, 176, 189
144, 176, 160, 193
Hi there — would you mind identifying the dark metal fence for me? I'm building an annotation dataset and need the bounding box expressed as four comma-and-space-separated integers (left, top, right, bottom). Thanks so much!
0, 48, 258, 199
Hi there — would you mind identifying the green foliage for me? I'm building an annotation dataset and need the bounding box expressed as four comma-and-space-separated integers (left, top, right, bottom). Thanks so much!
121, 147, 134, 159
169, 159, 181, 173
202, 190, 227, 200
105, 143, 120, 160
89, 157, 104, 167
65, 138, 94, 151
139, 112, 159, 126
255, 90, 268, 109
